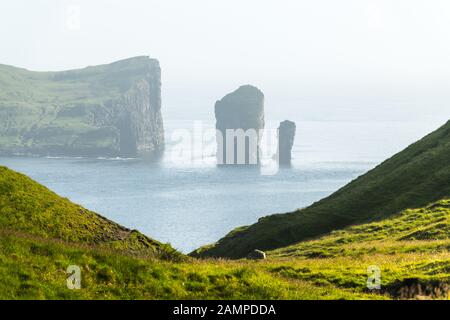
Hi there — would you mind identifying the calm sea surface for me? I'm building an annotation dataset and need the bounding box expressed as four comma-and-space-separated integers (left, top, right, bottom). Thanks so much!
0, 118, 446, 252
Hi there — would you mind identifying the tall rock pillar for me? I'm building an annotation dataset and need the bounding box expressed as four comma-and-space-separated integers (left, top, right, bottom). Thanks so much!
277, 120, 296, 166
214, 85, 265, 165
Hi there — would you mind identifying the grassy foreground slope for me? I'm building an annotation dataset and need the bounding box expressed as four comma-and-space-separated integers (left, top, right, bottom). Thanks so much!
195, 120, 450, 258
0, 166, 376, 299
0, 166, 178, 259
0, 166, 448, 299
1, 231, 380, 300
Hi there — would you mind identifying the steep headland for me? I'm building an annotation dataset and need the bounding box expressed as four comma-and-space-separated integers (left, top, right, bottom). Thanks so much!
0, 56, 164, 157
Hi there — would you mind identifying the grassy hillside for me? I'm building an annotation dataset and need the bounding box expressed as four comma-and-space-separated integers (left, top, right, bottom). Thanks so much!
0, 166, 179, 259
3, 222, 448, 299
194, 120, 450, 258
264, 200, 450, 299
262, 200, 450, 298
0, 231, 379, 300
0, 165, 377, 299
269, 199, 450, 259
0, 166, 448, 299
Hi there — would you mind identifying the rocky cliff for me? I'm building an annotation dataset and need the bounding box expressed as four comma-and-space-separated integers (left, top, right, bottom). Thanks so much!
0, 56, 164, 157
277, 120, 296, 165
215, 85, 264, 165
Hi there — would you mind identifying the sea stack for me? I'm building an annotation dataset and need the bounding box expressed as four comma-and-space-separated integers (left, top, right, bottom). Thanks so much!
0, 56, 164, 158
215, 85, 265, 165
277, 120, 296, 166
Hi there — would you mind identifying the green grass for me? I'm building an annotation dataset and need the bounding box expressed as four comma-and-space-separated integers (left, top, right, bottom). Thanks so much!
269, 199, 450, 259
1, 201, 449, 299
264, 200, 450, 299
0, 165, 364, 300
0, 230, 378, 300
195, 119, 450, 258
0, 166, 449, 299
0, 166, 180, 260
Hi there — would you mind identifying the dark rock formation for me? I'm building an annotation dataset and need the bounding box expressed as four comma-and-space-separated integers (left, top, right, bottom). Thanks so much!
247, 249, 266, 260
0, 56, 164, 157
215, 85, 264, 165
277, 120, 296, 166
113, 70, 164, 157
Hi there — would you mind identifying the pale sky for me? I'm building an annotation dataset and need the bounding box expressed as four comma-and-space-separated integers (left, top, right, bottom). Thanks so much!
1, 0, 450, 121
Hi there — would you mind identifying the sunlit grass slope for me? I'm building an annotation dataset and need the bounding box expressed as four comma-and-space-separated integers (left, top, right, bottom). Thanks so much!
0, 230, 380, 300
264, 200, 450, 299
0, 166, 179, 259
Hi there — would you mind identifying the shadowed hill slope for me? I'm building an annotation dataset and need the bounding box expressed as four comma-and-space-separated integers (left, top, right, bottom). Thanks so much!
194, 120, 450, 258
268, 199, 450, 259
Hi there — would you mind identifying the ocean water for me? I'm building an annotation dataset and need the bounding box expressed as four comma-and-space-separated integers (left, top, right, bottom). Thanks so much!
0, 117, 446, 253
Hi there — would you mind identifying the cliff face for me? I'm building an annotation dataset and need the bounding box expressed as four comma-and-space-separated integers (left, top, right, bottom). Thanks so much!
278, 120, 296, 165
0, 56, 164, 157
113, 64, 163, 157
215, 85, 265, 165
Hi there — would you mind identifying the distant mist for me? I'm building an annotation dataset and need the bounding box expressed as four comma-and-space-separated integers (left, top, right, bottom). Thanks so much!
1, 0, 450, 122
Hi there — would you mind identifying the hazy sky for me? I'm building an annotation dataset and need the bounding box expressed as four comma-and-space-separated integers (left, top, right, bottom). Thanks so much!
1, 0, 450, 121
